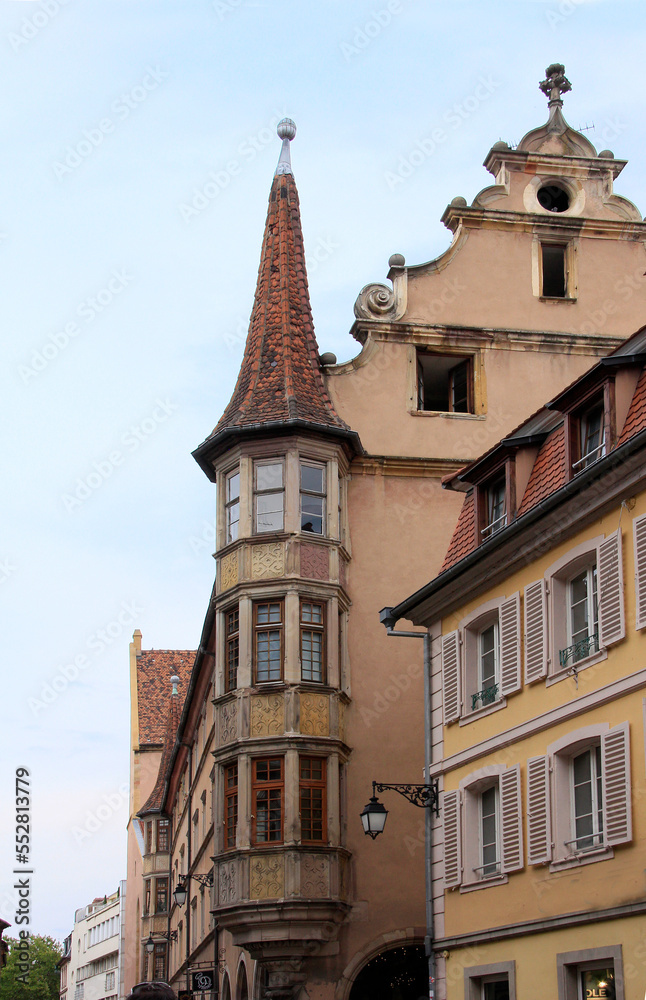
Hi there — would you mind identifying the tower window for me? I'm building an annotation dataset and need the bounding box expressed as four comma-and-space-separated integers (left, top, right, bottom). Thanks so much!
225, 469, 240, 543
252, 757, 283, 844
541, 244, 568, 298
224, 762, 238, 849
299, 756, 327, 842
416, 353, 473, 413
300, 462, 326, 534
300, 600, 326, 683
253, 600, 284, 682
254, 460, 284, 533
225, 606, 239, 691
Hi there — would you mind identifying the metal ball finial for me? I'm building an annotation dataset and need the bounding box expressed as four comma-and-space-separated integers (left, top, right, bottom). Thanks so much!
277, 118, 297, 141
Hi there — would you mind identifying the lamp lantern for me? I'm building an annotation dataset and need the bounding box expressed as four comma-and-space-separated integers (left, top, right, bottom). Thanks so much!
360, 795, 389, 839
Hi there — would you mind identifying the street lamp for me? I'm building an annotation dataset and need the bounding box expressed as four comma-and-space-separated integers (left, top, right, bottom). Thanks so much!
360, 780, 439, 839
145, 931, 176, 954
173, 871, 213, 908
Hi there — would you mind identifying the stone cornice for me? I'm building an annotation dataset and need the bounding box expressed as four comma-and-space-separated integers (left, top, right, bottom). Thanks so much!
440, 206, 646, 239
434, 900, 646, 951
351, 455, 468, 478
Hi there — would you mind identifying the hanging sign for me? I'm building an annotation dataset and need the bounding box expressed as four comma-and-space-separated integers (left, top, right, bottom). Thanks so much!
192, 970, 216, 992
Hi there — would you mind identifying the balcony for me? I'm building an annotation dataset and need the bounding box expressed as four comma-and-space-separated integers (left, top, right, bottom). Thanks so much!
471, 683, 499, 711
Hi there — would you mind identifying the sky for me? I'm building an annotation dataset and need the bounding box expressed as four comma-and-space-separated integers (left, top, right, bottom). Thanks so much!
1, 0, 646, 945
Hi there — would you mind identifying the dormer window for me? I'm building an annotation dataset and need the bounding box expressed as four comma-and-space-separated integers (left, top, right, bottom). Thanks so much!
573, 402, 606, 473
416, 352, 473, 413
254, 460, 284, 533
482, 476, 507, 539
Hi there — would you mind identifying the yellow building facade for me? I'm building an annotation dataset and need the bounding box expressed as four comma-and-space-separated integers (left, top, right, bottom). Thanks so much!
389, 328, 646, 1000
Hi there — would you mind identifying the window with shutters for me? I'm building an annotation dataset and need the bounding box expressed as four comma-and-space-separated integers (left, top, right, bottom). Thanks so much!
527, 723, 632, 871
456, 594, 521, 722
544, 533, 624, 683
443, 764, 523, 890
633, 513, 646, 629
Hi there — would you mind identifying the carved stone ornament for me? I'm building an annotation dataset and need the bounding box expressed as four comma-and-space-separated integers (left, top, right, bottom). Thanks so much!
300, 692, 329, 736
252, 542, 285, 580
221, 550, 239, 591
300, 542, 329, 580
218, 860, 238, 905
251, 694, 285, 737
250, 854, 285, 900
353, 282, 397, 320
539, 62, 572, 107
260, 960, 307, 1000
219, 700, 238, 745
300, 854, 329, 898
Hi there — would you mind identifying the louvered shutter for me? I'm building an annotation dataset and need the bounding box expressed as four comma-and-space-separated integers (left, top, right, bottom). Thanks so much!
500, 593, 521, 696
526, 755, 551, 865
598, 531, 625, 647
524, 580, 547, 683
500, 765, 523, 873
442, 789, 461, 888
602, 723, 632, 847
633, 515, 646, 629
442, 630, 460, 724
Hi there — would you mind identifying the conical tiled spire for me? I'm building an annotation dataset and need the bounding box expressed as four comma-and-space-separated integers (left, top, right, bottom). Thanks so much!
193, 121, 359, 477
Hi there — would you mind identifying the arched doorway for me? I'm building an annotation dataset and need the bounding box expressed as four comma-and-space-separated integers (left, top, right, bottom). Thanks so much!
349, 945, 427, 1000
222, 971, 231, 1000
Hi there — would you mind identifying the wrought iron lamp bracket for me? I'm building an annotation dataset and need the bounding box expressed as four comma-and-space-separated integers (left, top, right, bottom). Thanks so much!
178, 871, 214, 890
373, 780, 439, 816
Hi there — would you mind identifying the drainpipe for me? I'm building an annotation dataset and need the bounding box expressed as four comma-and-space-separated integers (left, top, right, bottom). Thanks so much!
182, 742, 193, 995
380, 614, 434, 1000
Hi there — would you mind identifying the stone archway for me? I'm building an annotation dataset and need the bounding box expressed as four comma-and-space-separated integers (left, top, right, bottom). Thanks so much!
348, 945, 428, 1000
237, 961, 249, 1000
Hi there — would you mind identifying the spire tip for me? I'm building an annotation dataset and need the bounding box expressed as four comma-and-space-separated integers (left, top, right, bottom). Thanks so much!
275, 118, 296, 175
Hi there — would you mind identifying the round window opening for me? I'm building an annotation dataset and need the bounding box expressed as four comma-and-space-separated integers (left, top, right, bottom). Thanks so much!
537, 184, 570, 213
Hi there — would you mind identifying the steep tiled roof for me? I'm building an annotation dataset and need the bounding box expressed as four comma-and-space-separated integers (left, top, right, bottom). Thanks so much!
202, 170, 349, 445
617, 367, 646, 445
137, 650, 194, 746
139, 684, 182, 815
441, 491, 476, 572
517, 425, 566, 516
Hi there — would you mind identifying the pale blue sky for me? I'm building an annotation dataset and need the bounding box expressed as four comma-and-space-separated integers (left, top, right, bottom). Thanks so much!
1, 0, 645, 942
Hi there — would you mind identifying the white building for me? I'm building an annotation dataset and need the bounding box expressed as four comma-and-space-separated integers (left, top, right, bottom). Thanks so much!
64, 883, 126, 1000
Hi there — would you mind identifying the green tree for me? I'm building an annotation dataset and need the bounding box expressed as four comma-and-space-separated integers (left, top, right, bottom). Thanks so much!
0, 934, 63, 1000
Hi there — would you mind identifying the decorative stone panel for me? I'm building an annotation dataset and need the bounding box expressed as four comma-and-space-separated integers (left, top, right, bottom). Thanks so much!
251, 542, 285, 579
250, 694, 284, 737
219, 700, 238, 745
218, 859, 239, 905
154, 853, 168, 872
250, 854, 285, 900
220, 551, 239, 591
300, 543, 329, 580
300, 854, 329, 898
299, 693, 329, 736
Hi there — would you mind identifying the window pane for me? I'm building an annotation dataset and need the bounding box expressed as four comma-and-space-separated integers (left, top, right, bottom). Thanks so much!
301, 465, 324, 493
226, 471, 240, 503
301, 602, 322, 625
256, 494, 284, 532
483, 981, 510, 1000
581, 969, 615, 999
256, 463, 283, 491
226, 501, 240, 542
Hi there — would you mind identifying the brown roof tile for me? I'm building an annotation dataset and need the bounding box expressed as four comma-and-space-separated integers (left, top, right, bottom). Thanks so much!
617, 366, 646, 445
136, 650, 194, 746
517, 425, 566, 516
203, 171, 349, 443
139, 687, 182, 815
441, 491, 476, 571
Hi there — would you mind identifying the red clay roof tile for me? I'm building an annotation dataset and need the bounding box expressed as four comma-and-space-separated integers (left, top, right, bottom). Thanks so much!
136, 650, 194, 746
517, 425, 566, 516
205, 172, 348, 441
618, 366, 646, 445
441, 491, 476, 571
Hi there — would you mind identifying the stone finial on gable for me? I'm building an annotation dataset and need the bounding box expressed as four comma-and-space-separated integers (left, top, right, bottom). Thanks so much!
539, 63, 572, 112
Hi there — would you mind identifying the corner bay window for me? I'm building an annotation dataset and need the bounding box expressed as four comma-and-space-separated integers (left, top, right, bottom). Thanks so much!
225, 606, 239, 691
154, 877, 168, 914
300, 600, 325, 683
416, 351, 473, 413
157, 818, 169, 852
300, 462, 326, 534
253, 600, 284, 682
225, 469, 240, 543
254, 460, 284, 533
224, 762, 238, 849
300, 756, 326, 842
252, 758, 283, 844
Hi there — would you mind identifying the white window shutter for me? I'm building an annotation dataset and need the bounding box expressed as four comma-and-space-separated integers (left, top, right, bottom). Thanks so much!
442, 630, 461, 724
633, 515, 646, 630
599, 530, 625, 647
442, 789, 461, 888
500, 765, 523, 873
500, 593, 521, 696
602, 723, 632, 847
526, 755, 551, 865
524, 580, 547, 683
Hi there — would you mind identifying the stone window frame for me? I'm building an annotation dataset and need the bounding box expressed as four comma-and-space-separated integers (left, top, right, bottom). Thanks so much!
556, 946, 624, 1000
464, 960, 516, 1000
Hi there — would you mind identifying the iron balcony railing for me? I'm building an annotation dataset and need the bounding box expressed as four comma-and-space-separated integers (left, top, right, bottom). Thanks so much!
559, 631, 599, 668
481, 513, 507, 538
572, 441, 606, 472
471, 683, 499, 711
